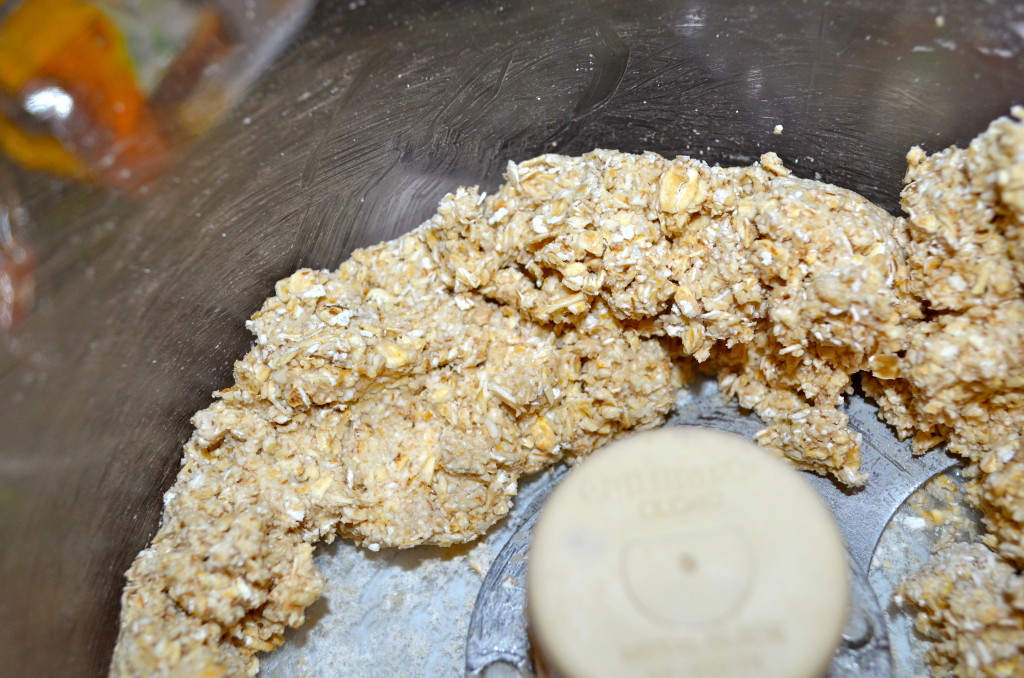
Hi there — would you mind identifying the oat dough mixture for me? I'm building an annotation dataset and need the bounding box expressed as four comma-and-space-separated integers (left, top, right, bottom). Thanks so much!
112, 111, 1024, 678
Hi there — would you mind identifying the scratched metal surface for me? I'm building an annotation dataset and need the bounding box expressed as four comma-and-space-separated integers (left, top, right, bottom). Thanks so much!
1, 1, 1023, 676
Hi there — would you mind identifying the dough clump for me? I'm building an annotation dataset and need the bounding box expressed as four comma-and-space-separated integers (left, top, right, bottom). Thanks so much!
112, 111, 1024, 677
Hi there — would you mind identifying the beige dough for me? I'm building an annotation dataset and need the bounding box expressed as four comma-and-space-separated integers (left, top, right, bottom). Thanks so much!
111, 110, 1024, 677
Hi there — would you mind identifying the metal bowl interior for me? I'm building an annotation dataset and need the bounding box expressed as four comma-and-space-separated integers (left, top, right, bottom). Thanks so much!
1, 1, 1022, 675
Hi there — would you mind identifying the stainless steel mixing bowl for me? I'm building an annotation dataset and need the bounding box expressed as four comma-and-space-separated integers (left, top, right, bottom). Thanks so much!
2, 1, 1022, 675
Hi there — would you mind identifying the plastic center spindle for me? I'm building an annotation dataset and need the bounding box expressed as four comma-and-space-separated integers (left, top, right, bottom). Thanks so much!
527, 427, 849, 678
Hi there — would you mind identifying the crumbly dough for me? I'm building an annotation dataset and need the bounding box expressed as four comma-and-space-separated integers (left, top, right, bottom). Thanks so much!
881, 112, 1024, 677
897, 543, 1024, 678
112, 111, 1024, 677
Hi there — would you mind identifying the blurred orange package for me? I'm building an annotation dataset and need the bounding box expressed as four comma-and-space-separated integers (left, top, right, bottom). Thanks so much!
0, 0, 314, 191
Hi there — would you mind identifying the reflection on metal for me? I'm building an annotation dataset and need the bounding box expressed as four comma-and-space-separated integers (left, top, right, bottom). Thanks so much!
24, 87, 74, 121
0, 163, 34, 331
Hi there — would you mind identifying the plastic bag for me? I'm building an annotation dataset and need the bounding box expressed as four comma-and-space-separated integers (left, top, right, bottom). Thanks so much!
0, 0, 314, 191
